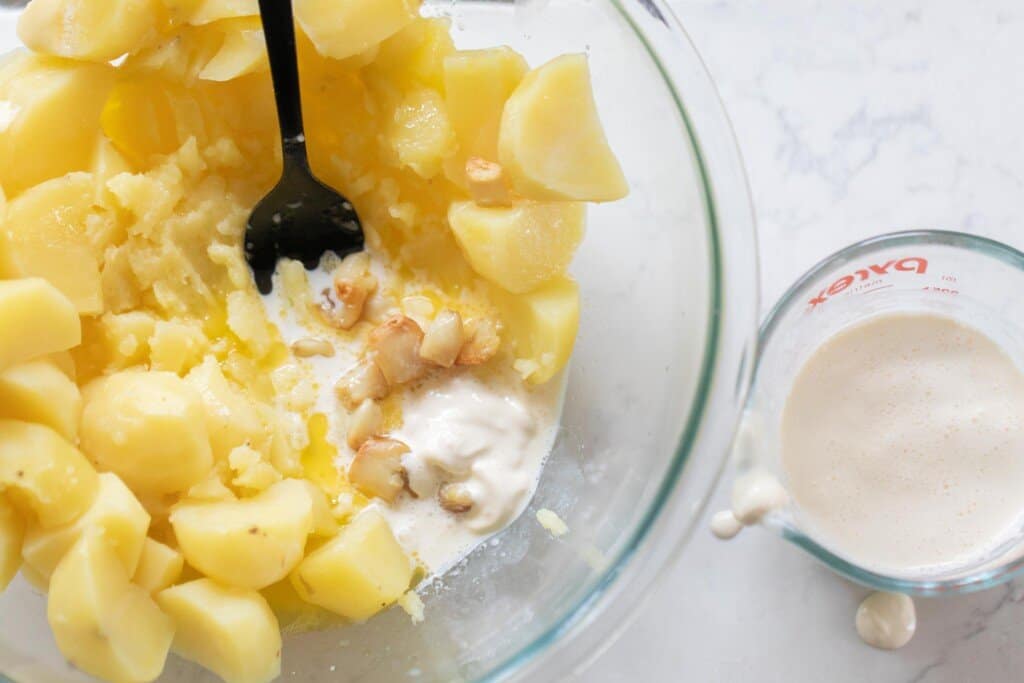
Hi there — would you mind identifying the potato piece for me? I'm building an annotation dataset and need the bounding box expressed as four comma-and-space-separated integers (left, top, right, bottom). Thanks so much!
133, 538, 184, 594
448, 200, 585, 294
157, 579, 281, 683
348, 437, 408, 503
48, 530, 174, 683
199, 17, 268, 81
299, 481, 338, 538
170, 479, 314, 589
4, 173, 104, 314
369, 316, 428, 386
19, 0, 162, 62
0, 420, 98, 528
101, 79, 208, 167
499, 276, 580, 384
456, 317, 501, 367
290, 509, 413, 621
0, 496, 23, 591
443, 47, 528, 184
346, 399, 383, 451
185, 356, 266, 460
0, 54, 113, 195
22, 473, 149, 580
80, 371, 213, 496
387, 87, 456, 179
0, 279, 80, 372
295, 0, 419, 61
0, 360, 81, 440
189, 0, 257, 25
46, 351, 77, 380
499, 54, 628, 202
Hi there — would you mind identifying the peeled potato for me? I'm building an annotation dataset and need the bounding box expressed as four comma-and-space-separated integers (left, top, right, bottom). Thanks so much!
185, 356, 266, 460
0, 496, 24, 592
157, 579, 281, 683
133, 538, 184, 594
0, 53, 114, 195
199, 17, 268, 82
4, 172, 104, 314
499, 54, 628, 202
448, 200, 586, 294
47, 529, 174, 683
443, 47, 528, 185
290, 509, 413, 621
387, 87, 456, 179
0, 359, 82, 440
498, 276, 580, 384
189, 0, 257, 25
0, 278, 80, 372
80, 371, 214, 496
295, 0, 419, 61
18, 0, 163, 62
22, 472, 149, 580
0, 420, 98, 528
170, 479, 314, 589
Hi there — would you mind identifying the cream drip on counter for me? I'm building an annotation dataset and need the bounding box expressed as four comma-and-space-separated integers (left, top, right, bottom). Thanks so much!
855, 592, 916, 650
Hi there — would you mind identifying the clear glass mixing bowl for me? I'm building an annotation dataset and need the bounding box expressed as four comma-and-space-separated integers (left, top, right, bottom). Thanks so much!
0, 1, 759, 680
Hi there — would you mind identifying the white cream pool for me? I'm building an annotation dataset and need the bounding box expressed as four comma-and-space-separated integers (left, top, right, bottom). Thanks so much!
262, 261, 562, 576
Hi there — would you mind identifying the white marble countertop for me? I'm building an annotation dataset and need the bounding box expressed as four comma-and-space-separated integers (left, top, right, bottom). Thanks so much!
590, 1, 1024, 681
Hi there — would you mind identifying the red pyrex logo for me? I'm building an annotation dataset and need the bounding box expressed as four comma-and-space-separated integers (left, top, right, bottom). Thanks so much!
809, 257, 928, 308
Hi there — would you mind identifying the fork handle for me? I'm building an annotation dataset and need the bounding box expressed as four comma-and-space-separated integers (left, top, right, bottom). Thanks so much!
258, 0, 309, 170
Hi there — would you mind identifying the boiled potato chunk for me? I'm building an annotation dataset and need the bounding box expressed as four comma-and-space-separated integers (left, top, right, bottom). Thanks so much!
0, 420, 98, 528
0, 278, 80, 372
133, 538, 184, 594
157, 579, 281, 683
295, 0, 419, 61
185, 356, 266, 460
0, 496, 23, 591
499, 54, 628, 202
443, 47, 528, 183
449, 200, 585, 294
189, 0, 257, 25
387, 87, 456, 179
0, 359, 81, 440
19, 0, 162, 62
4, 173, 104, 314
170, 479, 314, 589
80, 371, 213, 496
500, 276, 580, 384
48, 530, 174, 683
199, 18, 268, 81
0, 54, 113, 195
22, 473, 149, 580
290, 509, 413, 621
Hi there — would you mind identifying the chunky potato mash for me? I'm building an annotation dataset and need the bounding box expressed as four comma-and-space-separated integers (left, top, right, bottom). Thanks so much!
0, 0, 626, 681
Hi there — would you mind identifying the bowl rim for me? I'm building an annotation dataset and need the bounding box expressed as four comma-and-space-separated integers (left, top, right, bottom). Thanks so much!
481, 0, 761, 679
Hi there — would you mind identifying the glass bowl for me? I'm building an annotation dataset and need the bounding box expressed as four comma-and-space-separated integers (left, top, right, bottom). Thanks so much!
0, 1, 759, 680
741, 230, 1024, 597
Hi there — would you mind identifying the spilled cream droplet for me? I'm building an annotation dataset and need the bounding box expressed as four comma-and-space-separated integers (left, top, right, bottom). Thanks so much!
855, 592, 916, 650
709, 510, 743, 540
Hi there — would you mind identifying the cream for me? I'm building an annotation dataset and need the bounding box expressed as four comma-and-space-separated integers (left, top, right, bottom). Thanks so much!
781, 313, 1024, 576
855, 592, 916, 650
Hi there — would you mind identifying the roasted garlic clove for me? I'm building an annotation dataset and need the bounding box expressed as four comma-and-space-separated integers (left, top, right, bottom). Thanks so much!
335, 358, 389, 410
457, 317, 500, 366
348, 437, 409, 503
419, 310, 465, 368
438, 482, 474, 514
346, 399, 383, 451
369, 315, 429, 385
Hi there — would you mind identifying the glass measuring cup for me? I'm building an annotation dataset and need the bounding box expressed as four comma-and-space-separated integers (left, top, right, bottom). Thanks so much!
739, 230, 1024, 596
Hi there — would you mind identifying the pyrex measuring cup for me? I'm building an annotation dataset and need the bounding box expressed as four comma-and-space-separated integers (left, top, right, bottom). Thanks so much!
738, 230, 1024, 596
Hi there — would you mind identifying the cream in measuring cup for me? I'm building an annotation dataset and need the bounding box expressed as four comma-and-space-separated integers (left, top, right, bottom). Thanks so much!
711, 231, 1024, 650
